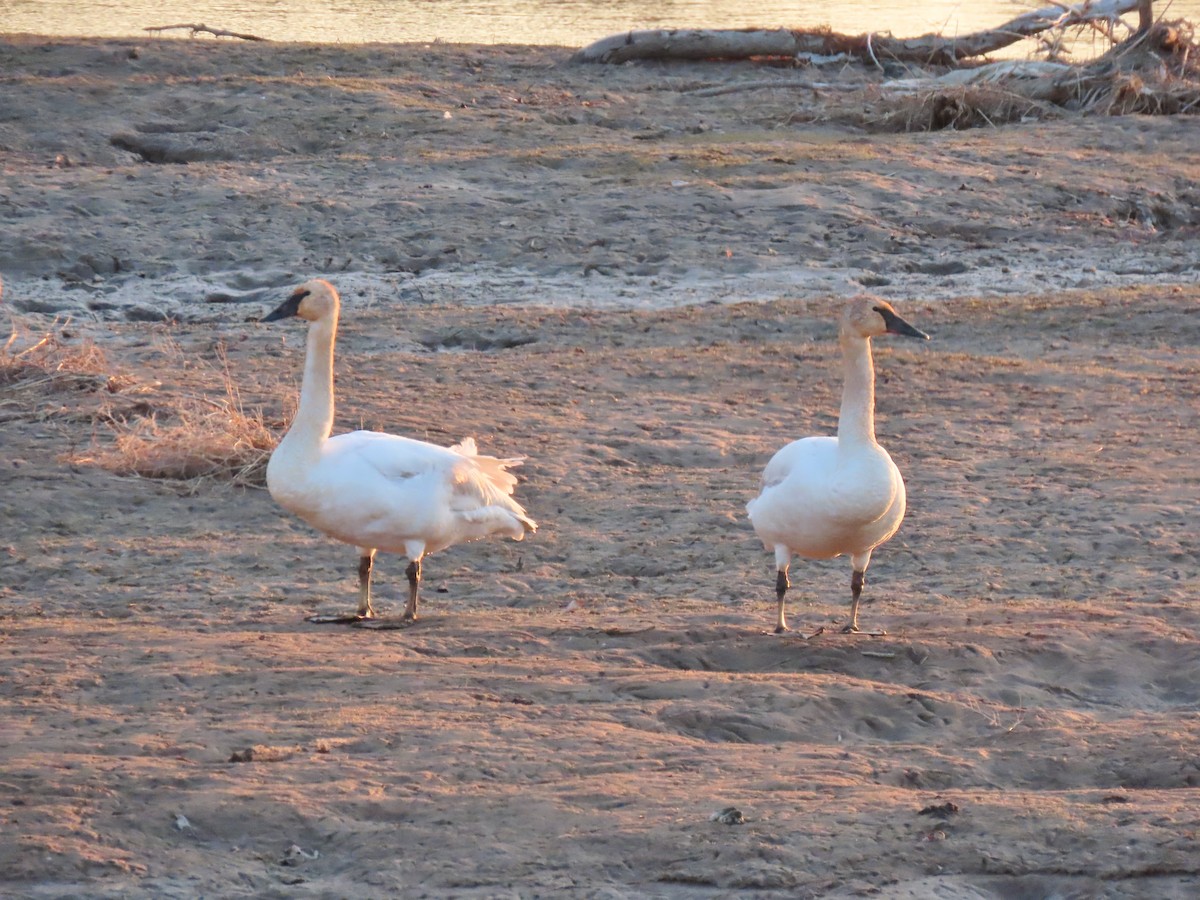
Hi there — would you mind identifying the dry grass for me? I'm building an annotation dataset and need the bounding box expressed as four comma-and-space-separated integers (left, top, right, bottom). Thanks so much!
3, 314, 278, 491
81, 390, 277, 493
74, 340, 279, 493
864, 85, 1057, 131
1, 315, 129, 401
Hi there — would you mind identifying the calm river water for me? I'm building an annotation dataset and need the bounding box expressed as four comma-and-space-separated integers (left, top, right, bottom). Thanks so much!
3, 0, 1195, 50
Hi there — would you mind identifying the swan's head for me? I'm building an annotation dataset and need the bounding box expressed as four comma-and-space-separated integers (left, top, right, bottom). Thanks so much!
841, 296, 929, 341
260, 279, 340, 324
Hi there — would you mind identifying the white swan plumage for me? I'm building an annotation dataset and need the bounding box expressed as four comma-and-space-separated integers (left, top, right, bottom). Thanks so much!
746, 296, 928, 635
261, 279, 536, 628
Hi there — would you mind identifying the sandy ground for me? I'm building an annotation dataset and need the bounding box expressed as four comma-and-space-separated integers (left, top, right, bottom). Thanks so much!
1, 34, 1200, 899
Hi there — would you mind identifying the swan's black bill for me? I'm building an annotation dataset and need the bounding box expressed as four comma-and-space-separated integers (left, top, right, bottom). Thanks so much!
260, 289, 309, 323
875, 306, 930, 340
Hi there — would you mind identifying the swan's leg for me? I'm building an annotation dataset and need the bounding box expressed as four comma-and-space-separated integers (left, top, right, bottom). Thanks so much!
355, 547, 427, 628
842, 552, 885, 635
307, 548, 377, 625
844, 568, 866, 633
772, 546, 791, 634
402, 558, 421, 622
774, 569, 791, 633
356, 552, 376, 618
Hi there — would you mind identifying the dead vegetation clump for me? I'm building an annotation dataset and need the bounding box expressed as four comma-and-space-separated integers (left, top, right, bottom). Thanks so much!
81, 382, 278, 493
861, 84, 1057, 131
1, 316, 132, 404
3, 315, 278, 491
74, 342, 280, 494
1043, 19, 1200, 115
89, 407, 277, 492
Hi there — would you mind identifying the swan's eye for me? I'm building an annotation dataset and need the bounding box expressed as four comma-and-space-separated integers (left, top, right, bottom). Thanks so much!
291, 289, 311, 303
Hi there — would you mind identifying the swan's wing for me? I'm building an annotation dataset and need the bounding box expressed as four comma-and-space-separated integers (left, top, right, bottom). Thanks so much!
746, 437, 840, 525
757, 453, 792, 492
755, 436, 836, 493
328, 430, 464, 482
331, 431, 535, 531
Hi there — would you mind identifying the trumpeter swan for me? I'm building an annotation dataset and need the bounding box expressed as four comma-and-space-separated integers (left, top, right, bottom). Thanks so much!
260, 279, 537, 628
746, 296, 928, 635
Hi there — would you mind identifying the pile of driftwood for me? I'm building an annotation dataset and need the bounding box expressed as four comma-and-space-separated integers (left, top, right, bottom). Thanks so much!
573, 0, 1199, 131
862, 19, 1199, 131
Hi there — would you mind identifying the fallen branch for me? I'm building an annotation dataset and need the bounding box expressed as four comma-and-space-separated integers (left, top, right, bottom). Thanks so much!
144, 23, 269, 42
685, 79, 863, 97
884, 60, 1078, 98
571, 0, 1140, 65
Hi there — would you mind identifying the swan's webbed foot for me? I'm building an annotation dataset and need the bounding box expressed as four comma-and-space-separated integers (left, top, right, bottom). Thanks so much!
353, 614, 418, 631
763, 624, 825, 639
839, 622, 887, 636
307, 612, 373, 625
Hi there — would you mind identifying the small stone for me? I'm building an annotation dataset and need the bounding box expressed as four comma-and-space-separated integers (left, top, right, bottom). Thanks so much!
710, 806, 746, 825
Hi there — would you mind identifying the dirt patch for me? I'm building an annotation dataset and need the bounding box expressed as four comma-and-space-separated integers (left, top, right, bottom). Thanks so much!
1, 34, 1199, 900
0, 36, 1197, 320
2, 285, 1200, 897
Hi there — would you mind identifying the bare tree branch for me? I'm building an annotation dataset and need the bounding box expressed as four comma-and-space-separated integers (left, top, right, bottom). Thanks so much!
145, 23, 269, 42
1138, 0, 1155, 34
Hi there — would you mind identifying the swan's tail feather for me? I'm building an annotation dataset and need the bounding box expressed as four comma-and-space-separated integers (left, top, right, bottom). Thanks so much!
451, 436, 526, 496
448, 436, 536, 538
460, 506, 538, 540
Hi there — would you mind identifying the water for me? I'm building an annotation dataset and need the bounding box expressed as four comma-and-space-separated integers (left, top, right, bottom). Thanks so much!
3, 0, 1193, 50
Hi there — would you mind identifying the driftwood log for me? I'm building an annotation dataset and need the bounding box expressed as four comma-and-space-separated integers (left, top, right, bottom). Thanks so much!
145, 23, 269, 42
571, 0, 1140, 65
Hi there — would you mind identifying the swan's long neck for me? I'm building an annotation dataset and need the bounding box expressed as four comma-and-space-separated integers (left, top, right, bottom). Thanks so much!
282, 314, 337, 454
837, 330, 877, 446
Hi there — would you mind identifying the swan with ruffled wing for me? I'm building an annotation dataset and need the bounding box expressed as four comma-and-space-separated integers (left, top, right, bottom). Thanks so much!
261, 279, 536, 628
